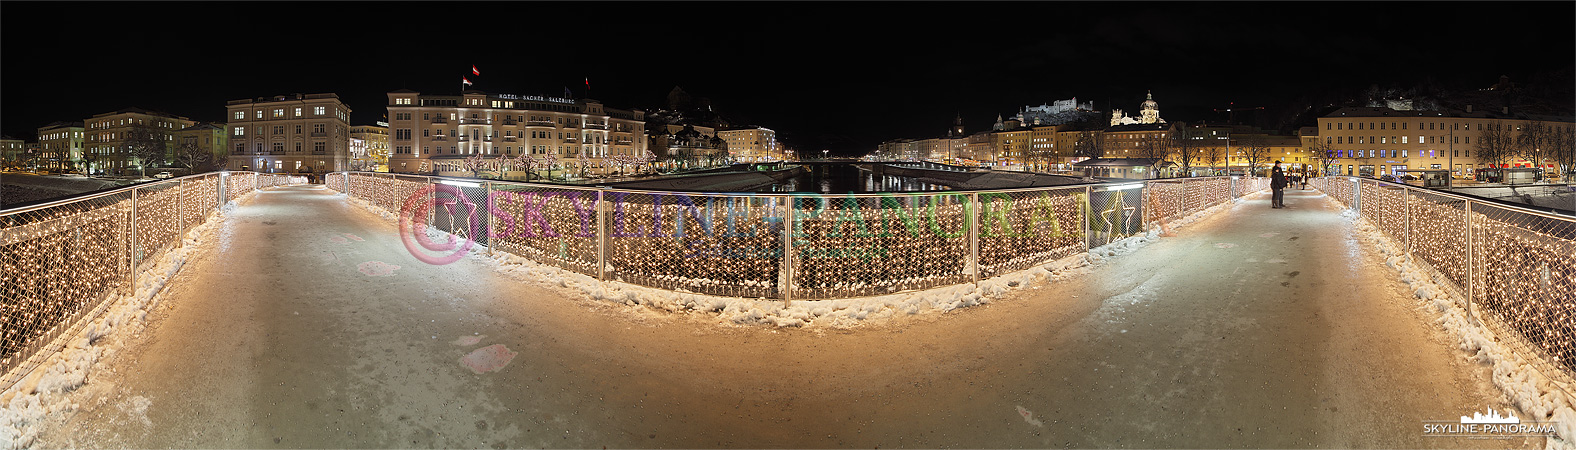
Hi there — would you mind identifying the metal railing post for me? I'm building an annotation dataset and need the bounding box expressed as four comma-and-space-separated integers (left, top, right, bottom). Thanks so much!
1465, 200, 1474, 321
485, 181, 494, 256
596, 189, 607, 281
177, 179, 185, 247
1404, 188, 1411, 253
781, 195, 794, 306
218, 172, 228, 207
127, 187, 138, 293
1083, 186, 1092, 252
968, 192, 980, 287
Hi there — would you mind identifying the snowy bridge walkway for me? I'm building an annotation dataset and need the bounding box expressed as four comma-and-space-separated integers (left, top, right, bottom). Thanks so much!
30, 184, 1526, 448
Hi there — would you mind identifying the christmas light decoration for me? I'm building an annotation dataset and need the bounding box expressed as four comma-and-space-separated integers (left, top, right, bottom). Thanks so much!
1, 172, 302, 388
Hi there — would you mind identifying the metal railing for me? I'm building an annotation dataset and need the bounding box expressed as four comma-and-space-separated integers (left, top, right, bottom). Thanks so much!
329, 173, 1267, 301
1310, 175, 1576, 391
1, 171, 305, 390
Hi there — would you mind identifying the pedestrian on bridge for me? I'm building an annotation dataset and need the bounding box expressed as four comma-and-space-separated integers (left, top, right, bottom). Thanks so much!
1271, 161, 1287, 208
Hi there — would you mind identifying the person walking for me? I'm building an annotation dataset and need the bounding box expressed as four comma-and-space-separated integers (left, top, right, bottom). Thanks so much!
1271, 161, 1287, 208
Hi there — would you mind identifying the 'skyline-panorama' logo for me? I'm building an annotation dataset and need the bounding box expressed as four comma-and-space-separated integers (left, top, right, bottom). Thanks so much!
1423, 408, 1558, 439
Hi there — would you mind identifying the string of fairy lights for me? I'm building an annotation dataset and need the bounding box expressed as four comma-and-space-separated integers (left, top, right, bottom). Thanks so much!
1, 172, 302, 384
1316, 175, 1574, 386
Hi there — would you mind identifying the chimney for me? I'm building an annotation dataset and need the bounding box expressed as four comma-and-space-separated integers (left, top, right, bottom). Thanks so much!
1466, 104, 1473, 113
1502, 106, 1509, 114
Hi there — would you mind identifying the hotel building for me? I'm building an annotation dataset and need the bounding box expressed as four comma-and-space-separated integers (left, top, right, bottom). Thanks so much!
385, 90, 645, 176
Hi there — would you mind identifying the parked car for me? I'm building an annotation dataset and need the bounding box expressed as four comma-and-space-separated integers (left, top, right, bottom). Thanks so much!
154, 171, 173, 179
1378, 174, 1399, 182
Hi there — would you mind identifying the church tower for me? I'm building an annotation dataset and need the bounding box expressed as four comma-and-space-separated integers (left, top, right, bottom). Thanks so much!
1140, 90, 1161, 124
949, 114, 965, 138
993, 114, 1005, 131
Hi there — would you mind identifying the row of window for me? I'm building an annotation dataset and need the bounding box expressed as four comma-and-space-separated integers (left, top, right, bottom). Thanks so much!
1327, 135, 1474, 145
234, 106, 330, 120
1330, 149, 1473, 159
233, 124, 331, 136
1326, 120, 1570, 133
233, 142, 329, 153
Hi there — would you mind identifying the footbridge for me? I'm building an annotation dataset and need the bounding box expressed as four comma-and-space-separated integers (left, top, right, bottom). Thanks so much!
1, 171, 1572, 448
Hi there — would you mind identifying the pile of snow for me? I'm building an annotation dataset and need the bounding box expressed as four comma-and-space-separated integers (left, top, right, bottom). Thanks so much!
1345, 199, 1575, 449
1, 189, 254, 449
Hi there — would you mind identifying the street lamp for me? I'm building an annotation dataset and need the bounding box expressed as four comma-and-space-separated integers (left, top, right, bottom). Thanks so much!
822, 149, 829, 160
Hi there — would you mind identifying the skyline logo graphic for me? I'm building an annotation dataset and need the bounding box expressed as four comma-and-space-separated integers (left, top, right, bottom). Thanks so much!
1459, 408, 1519, 424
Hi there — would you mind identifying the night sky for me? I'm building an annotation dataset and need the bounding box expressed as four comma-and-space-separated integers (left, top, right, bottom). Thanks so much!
3, 2, 1572, 156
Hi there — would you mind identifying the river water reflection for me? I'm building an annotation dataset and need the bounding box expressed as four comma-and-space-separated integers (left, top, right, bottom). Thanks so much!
767, 164, 950, 193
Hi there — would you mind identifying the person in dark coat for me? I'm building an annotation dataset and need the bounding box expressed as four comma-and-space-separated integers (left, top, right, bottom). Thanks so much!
1270, 161, 1287, 208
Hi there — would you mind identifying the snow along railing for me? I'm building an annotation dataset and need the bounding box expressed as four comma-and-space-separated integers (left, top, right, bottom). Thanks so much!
0, 172, 306, 391
1310, 175, 1576, 391
329, 172, 1267, 302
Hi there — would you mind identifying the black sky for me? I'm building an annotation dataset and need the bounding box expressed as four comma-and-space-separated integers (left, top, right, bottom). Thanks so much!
3, 1, 1573, 156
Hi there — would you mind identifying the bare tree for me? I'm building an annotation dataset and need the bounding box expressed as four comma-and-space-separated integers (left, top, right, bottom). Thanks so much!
121, 126, 168, 177
1515, 121, 1553, 173
1476, 120, 1518, 168
1200, 141, 1225, 176
1170, 126, 1199, 177
1239, 136, 1273, 176
1308, 138, 1337, 177
1552, 124, 1576, 181
462, 154, 487, 178
174, 139, 211, 173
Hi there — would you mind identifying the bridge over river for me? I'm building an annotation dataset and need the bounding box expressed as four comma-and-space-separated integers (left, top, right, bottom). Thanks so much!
1, 172, 1571, 448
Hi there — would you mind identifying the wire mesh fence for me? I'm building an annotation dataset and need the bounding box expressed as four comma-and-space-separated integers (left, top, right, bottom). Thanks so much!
1312, 175, 1576, 392
1470, 201, 1576, 391
1, 172, 302, 390
976, 188, 1086, 279
333, 173, 1264, 301
791, 193, 969, 299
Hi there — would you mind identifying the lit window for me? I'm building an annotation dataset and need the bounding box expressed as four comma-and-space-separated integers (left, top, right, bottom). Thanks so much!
233, 127, 245, 136
273, 109, 284, 118
314, 106, 326, 115
234, 111, 245, 120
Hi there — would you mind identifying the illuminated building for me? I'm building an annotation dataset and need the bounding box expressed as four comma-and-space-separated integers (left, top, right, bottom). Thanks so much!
36, 121, 84, 172
84, 108, 196, 175
718, 127, 779, 162
225, 93, 352, 174
1318, 106, 1575, 177
385, 89, 646, 176
350, 124, 389, 171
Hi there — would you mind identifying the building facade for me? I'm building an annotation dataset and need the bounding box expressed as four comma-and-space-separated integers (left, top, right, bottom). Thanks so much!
84, 108, 195, 175
172, 123, 228, 172
717, 127, 779, 162
0, 137, 24, 167
225, 93, 352, 174
1317, 106, 1574, 177
37, 121, 85, 172
349, 124, 389, 171
386, 90, 646, 176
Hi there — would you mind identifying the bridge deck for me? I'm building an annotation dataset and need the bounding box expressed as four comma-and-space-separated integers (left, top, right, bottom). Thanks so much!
31, 184, 1527, 448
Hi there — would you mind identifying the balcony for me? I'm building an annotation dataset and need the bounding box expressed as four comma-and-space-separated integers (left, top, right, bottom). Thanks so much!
584, 123, 607, 130
502, 120, 518, 126
526, 120, 555, 127
563, 138, 578, 143
503, 136, 518, 142
460, 118, 492, 125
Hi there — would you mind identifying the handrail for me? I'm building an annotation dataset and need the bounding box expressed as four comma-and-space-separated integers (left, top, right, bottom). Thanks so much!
1, 171, 307, 390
